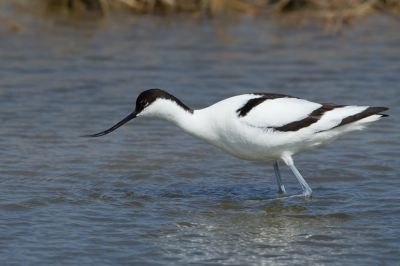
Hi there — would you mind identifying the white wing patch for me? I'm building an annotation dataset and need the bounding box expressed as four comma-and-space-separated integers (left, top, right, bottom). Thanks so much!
240, 97, 321, 128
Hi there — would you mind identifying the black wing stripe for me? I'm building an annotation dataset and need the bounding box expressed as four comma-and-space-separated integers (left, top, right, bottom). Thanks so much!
274, 103, 345, 132
237, 93, 293, 118
237, 97, 268, 117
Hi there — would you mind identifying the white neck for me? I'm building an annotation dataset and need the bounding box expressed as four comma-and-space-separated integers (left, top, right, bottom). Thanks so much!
137, 99, 215, 142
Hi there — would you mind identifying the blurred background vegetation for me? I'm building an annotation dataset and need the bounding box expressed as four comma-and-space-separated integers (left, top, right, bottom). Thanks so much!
43, 0, 400, 18
0, 0, 399, 32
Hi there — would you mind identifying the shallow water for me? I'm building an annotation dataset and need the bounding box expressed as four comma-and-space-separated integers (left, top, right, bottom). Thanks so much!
0, 13, 399, 265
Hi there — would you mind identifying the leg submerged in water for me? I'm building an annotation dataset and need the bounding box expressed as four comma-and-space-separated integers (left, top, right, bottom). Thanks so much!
273, 161, 286, 194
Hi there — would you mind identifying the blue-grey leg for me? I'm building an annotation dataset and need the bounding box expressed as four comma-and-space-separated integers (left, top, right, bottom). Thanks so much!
273, 161, 286, 194
288, 164, 312, 197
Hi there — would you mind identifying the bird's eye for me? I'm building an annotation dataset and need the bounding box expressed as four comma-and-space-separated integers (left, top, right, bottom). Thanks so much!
140, 101, 147, 107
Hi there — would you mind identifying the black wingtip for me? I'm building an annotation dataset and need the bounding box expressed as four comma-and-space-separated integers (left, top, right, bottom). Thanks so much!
375, 107, 389, 118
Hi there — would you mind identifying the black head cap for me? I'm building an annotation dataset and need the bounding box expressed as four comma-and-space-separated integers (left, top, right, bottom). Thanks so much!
135, 89, 193, 114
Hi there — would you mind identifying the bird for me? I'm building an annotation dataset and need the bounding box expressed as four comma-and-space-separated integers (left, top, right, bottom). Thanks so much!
84, 89, 389, 197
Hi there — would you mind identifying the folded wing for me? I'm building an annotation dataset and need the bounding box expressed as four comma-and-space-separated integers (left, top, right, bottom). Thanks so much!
238, 94, 388, 133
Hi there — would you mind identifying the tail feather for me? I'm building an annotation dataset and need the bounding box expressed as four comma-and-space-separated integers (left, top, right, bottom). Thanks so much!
334, 107, 389, 129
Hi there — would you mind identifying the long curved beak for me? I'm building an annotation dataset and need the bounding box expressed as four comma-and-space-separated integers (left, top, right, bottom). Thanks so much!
82, 112, 137, 138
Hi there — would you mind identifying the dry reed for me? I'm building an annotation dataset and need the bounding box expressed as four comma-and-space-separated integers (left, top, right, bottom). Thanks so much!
6, 0, 399, 27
